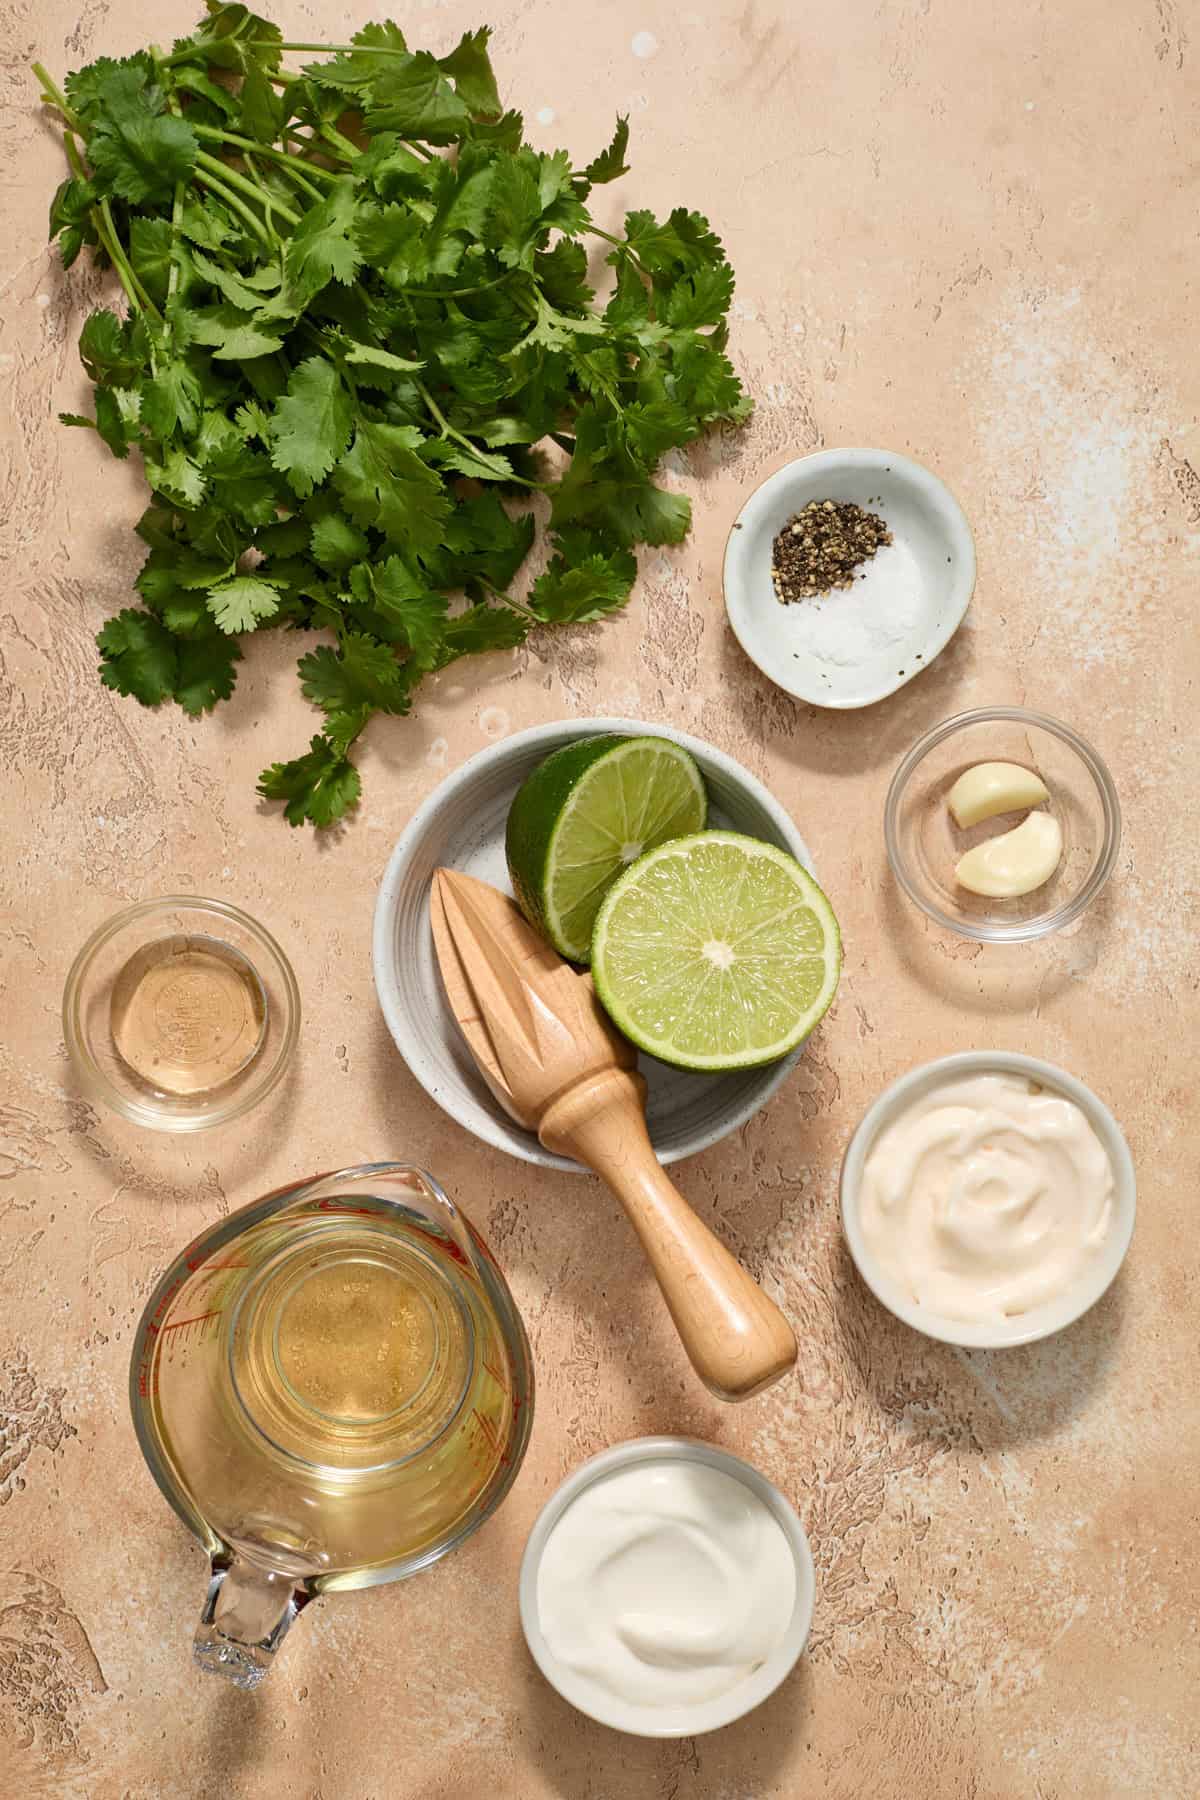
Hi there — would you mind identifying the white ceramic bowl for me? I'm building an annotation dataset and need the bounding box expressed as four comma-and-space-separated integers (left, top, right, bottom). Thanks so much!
519, 1436, 815, 1738
724, 448, 975, 708
373, 719, 820, 1172
840, 1052, 1136, 1348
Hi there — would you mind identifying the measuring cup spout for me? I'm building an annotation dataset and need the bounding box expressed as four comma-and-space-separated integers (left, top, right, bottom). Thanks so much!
194, 1555, 309, 1690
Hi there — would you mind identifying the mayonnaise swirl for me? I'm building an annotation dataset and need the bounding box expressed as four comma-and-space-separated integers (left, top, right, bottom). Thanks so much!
859, 1073, 1113, 1322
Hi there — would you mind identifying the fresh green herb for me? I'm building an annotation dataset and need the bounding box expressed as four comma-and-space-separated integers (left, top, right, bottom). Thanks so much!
36, 5, 750, 826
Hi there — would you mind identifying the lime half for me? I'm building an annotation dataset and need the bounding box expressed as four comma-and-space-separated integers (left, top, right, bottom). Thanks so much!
591, 830, 841, 1070
506, 735, 708, 963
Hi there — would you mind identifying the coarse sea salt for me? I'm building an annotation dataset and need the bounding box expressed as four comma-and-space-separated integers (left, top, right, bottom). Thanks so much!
779, 535, 924, 669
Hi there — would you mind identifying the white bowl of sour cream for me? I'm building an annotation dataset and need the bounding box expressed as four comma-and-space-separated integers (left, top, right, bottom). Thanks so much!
519, 1438, 814, 1737
840, 1052, 1136, 1349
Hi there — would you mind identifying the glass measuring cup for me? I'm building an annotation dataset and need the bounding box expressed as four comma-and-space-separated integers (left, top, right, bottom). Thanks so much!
131, 1164, 533, 1689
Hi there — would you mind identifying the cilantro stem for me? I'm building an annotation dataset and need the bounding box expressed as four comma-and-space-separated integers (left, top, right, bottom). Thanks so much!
414, 376, 458, 439
192, 164, 275, 247
32, 63, 80, 132
269, 42, 416, 54
587, 224, 652, 281
415, 377, 546, 490
479, 579, 538, 622
194, 150, 300, 229
163, 89, 188, 312
98, 196, 161, 318
242, 151, 282, 235
316, 121, 366, 162
51, 118, 149, 316
387, 272, 515, 298
191, 125, 333, 197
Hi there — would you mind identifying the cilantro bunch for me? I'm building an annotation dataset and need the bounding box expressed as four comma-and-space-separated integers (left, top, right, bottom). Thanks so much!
35, 4, 749, 826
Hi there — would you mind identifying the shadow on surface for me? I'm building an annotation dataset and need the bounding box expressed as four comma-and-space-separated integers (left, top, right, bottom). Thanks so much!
834, 1236, 1126, 1454
877, 861, 1117, 1016
62, 1050, 303, 1214
197, 1679, 271, 1788
520, 1637, 813, 1799
718, 607, 976, 779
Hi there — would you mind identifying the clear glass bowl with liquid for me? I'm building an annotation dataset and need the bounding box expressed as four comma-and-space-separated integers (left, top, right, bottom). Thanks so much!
130, 1164, 534, 1687
63, 895, 300, 1130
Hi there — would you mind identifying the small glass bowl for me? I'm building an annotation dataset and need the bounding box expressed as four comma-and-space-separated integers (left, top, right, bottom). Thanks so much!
885, 706, 1121, 942
63, 896, 300, 1131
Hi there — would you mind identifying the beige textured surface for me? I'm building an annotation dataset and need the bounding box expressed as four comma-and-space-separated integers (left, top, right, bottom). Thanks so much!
1, 0, 1197, 1794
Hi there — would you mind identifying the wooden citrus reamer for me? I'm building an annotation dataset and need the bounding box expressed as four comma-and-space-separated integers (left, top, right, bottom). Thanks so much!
430, 869, 797, 1401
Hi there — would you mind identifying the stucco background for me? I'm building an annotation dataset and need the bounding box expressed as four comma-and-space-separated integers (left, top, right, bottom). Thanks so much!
1, 0, 1197, 1794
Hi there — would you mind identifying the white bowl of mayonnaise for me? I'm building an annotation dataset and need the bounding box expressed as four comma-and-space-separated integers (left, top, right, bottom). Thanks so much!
519, 1437, 815, 1737
840, 1052, 1136, 1349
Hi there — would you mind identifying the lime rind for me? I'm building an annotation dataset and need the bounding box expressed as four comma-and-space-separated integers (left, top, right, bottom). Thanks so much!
507, 736, 707, 962
590, 829, 842, 1071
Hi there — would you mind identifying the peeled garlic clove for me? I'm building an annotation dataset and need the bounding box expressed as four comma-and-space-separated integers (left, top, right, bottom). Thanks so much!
948, 761, 1050, 828
954, 810, 1063, 897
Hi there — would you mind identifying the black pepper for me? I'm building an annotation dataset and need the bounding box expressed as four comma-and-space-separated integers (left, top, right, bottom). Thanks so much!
770, 499, 892, 603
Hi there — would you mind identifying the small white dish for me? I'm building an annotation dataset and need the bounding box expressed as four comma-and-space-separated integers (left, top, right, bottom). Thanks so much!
372, 719, 819, 1172
840, 1052, 1136, 1348
518, 1436, 815, 1738
723, 448, 975, 708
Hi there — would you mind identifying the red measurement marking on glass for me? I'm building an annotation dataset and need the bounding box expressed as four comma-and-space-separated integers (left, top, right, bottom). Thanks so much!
471, 1408, 500, 1458
315, 1198, 375, 1217
158, 1309, 222, 1342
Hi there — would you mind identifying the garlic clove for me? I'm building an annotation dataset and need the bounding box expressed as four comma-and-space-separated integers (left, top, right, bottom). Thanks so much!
948, 761, 1050, 828
954, 810, 1063, 898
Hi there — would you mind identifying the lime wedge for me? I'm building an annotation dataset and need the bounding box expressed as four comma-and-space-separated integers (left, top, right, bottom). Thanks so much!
591, 830, 841, 1070
506, 735, 708, 963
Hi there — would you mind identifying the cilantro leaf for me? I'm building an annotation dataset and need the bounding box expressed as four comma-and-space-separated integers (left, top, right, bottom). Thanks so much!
334, 420, 451, 550
240, 61, 284, 141
175, 632, 241, 713
349, 558, 448, 666
421, 439, 514, 483
184, 4, 283, 75
364, 52, 471, 142
128, 217, 179, 307
93, 386, 141, 458
144, 445, 207, 507
302, 22, 409, 96
279, 179, 362, 308
78, 309, 145, 386
49, 176, 98, 268
298, 632, 411, 715
309, 510, 370, 571
340, 340, 425, 375
258, 734, 362, 827
530, 546, 637, 622
624, 207, 724, 274
98, 608, 177, 704
583, 117, 630, 186
189, 303, 286, 361
190, 246, 278, 312
268, 357, 354, 497
619, 399, 695, 465
437, 603, 529, 662
485, 153, 542, 269
667, 337, 747, 420
141, 357, 203, 439
438, 27, 502, 119
207, 575, 281, 633
86, 65, 197, 205
663, 262, 736, 329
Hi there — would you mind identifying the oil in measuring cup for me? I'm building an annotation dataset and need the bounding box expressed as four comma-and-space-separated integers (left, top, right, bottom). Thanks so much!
132, 1167, 533, 1675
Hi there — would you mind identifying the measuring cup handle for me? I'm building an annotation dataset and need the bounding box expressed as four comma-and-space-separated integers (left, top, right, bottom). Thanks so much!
193, 1555, 309, 1690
